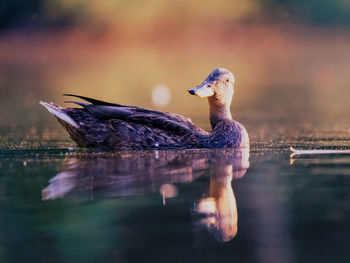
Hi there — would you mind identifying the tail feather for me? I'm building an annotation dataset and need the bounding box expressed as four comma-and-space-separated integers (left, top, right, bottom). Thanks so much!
39, 101, 79, 128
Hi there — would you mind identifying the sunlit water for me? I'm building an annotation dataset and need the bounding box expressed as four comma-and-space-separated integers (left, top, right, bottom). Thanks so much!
1, 39, 350, 262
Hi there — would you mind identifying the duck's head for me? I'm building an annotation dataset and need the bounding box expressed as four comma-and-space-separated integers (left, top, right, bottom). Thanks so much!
188, 68, 235, 107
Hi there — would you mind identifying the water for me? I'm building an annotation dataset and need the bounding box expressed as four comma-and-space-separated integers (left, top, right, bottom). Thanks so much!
1, 123, 350, 263
1, 30, 350, 263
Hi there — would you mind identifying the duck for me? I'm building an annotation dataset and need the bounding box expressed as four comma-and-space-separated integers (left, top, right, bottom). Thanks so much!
40, 68, 249, 150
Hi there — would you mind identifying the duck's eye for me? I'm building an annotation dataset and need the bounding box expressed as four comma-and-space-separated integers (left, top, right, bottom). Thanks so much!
226, 79, 229, 83
207, 84, 212, 88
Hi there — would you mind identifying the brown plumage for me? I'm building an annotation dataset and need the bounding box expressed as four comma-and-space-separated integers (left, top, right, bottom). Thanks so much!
40, 68, 249, 150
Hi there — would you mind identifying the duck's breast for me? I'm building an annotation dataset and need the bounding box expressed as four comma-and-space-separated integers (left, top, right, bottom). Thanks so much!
208, 120, 249, 148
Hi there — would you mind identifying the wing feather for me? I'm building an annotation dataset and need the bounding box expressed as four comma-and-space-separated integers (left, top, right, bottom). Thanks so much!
63, 94, 206, 135
63, 94, 124, 106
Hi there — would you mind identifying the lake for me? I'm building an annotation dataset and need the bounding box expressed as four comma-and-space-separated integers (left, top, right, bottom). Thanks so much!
0, 28, 350, 263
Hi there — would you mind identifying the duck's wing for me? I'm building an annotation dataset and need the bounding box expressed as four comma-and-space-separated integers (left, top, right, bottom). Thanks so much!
64, 94, 194, 125
64, 94, 206, 135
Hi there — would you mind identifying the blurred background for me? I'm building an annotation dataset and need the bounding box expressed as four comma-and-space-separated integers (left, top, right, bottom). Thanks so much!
1, 0, 350, 146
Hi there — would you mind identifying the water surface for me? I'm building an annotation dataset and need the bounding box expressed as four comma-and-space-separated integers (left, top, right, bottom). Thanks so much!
1, 122, 350, 263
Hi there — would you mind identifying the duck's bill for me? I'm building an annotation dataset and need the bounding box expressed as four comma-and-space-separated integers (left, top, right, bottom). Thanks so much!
188, 83, 214, 98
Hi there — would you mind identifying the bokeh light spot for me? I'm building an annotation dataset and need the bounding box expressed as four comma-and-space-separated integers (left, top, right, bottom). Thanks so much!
159, 183, 178, 198
152, 85, 171, 107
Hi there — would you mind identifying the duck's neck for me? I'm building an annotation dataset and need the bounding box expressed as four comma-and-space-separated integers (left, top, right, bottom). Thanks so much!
208, 97, 232, 129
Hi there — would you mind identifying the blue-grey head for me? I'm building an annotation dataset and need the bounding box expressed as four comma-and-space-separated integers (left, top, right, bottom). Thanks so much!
188, 68, 235, 107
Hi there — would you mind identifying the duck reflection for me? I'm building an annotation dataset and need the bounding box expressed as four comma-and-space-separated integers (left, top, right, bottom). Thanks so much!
196, 149, 249, 242
197, 167, 238, 242
42, 148, 249, 242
